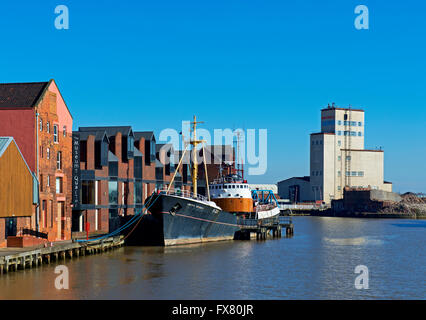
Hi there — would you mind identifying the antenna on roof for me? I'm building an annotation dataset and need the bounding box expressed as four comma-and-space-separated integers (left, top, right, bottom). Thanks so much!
332, 102, 335, 107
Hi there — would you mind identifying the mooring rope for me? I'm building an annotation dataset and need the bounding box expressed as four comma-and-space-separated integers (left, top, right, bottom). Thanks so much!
76, 191, 159, 243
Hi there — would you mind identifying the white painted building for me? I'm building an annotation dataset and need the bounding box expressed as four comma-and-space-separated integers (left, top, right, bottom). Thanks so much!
278, 104, 392, 204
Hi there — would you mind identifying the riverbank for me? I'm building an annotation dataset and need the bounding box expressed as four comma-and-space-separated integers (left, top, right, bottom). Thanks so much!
285, 209, 426, 219
0, 236, 124, 275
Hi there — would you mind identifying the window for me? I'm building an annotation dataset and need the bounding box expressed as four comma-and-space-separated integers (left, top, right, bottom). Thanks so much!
47, 175, 50, 187
338, 140, 341, 146
47, 148, 50, 159
345, 171, 350, 176
150, 141, 156, 160
337, 186, 341, 191
39, 119, 43, 131
346, 156, 351, 161
351, 131, 356, 136
108, 180, 118, 205
338, 171, 341, 177
53, 125, 58, 142
338, 120, 342, 125
63, 126, 67, 137
337, 131, 342, 136
344, 114, 348, 120
351, 121, 357, 126
57, 151, 62, 169
358, 122, 362, 126
40, 174, 43, 191
351, 171, 357, 176
50, 200, 53, 227
358, 171, 364, 176
56, 177, 63, 194
358, 132, 362, 136
47, 121, 50, 133
134, 156, 142, 178
109, 161, 118, 177
319, 140, 322, 145
338, 156, 341, 161
134, 181, 142, 204
42, 200, 47, 228
82, 181, 96, 204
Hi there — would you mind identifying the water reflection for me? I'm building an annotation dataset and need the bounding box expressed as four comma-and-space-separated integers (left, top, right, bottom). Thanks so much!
0, 217, 424, 299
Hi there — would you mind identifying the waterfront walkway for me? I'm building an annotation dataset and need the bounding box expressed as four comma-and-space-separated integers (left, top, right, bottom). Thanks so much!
0, 236, 124, 274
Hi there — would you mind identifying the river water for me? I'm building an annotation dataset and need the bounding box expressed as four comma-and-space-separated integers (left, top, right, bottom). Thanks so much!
0, 217, 424, 299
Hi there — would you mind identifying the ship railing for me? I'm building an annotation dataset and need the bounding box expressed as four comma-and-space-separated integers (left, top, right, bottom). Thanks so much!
159, 189, 208, 203
236, 216, 279, 228
236, 217, 259, 228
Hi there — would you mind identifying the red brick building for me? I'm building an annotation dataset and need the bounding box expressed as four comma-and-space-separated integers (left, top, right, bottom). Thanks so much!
72, 128, 193, 236
73, 126, 138, 235
0, 80, 73, 242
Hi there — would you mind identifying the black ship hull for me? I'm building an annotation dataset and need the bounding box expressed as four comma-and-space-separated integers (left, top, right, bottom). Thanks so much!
124, 193, 239, 246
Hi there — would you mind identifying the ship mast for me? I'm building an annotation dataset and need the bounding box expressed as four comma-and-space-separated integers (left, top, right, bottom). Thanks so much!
190, 115, 204, 195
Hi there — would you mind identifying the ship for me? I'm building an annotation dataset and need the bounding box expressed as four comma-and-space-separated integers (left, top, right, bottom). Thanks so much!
209, 174, 280, 220
124, 116, 239, 246
209, 132, 280, 220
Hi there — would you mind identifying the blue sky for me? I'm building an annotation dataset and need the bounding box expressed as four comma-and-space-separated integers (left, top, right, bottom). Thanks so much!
0, 0, 425, 192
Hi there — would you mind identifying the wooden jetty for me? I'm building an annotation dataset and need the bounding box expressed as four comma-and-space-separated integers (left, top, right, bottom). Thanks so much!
235, 216, 294, 240
0, 235, 124, 275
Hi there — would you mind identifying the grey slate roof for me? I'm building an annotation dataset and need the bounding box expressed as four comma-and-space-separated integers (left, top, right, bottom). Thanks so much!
0, 82, 49, 108
76, 130, 110, 143
79, 126, 133, 138
108, 151, 118, 162
134, 148, 143, 157
134, 131, 155, 141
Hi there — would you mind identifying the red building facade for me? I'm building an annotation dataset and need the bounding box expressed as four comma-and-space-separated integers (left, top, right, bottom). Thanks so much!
0, 80, 73, 242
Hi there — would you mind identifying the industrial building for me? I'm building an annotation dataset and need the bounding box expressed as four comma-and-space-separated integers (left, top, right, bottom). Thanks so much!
278, 104, 392, 204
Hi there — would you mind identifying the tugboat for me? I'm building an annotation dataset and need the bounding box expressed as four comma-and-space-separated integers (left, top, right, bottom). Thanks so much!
208, 134, 280, 220
124, 116, 239, 246
209, 174, 280, 220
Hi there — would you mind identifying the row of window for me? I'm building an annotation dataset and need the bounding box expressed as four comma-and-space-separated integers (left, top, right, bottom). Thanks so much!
40, 175, 63, 193
39, 119, 67, 141
312, 140, 322, 145
312, 171, 322, 176
312, 133, 362, 147
337, 171, 364, 177
337, 131, 362, 137
337, 185, 372, 191
337, 155, 352, 161
322, 120, 363, 127
40, 146, 62, 169
209, 184, 249, 190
